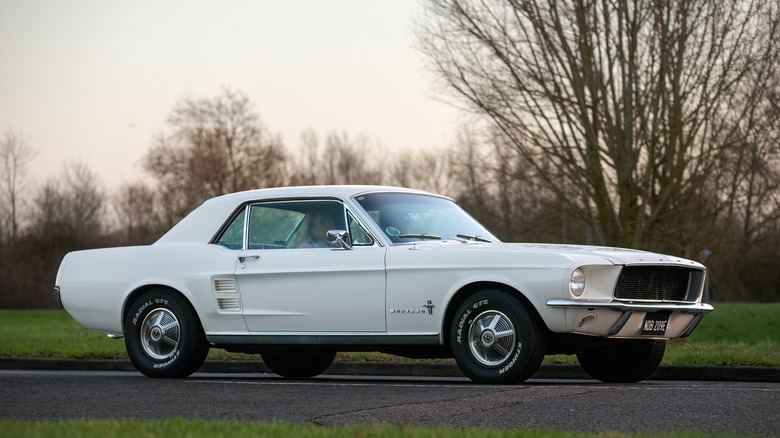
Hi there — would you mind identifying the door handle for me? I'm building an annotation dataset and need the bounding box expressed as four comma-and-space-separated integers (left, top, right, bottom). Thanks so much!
238, 255, 260, 263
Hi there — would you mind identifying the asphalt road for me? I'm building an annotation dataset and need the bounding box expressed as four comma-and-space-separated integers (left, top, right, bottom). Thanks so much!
1, 370, 779, 436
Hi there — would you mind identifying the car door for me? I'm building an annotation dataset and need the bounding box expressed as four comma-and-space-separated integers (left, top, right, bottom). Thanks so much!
232, 199, 386, 333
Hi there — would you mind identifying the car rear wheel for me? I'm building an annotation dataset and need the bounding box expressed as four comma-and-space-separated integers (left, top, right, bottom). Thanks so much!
261, 351, 336, 378
576, 339, 666, 383
450, 290, 546, 384
124, 289, 209, 378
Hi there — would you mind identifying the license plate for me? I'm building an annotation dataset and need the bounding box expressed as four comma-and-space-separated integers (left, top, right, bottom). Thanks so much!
641, 313, 669, 336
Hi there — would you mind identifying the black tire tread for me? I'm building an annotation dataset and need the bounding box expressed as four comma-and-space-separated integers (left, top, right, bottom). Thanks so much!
262, 351, 336, 379
577, 339, 666, 383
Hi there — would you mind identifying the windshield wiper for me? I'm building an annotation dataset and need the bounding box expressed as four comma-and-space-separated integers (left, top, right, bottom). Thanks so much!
456, 233, 494, 243
399, 233, 444, 240
400, 233, 475, 243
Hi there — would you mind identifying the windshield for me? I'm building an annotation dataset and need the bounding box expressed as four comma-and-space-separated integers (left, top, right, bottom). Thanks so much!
354, 193, 499, 244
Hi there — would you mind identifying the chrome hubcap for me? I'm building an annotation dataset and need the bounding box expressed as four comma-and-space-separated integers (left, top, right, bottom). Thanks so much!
468, 310, 516, 366
140, 309, 180, 360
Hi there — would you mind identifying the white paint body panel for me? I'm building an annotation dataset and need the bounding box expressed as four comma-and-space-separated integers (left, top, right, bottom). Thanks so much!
235, 246, 386, 332
55, 185, 712, 346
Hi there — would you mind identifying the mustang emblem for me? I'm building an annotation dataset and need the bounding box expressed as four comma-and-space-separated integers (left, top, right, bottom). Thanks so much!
390, 300, 436, 315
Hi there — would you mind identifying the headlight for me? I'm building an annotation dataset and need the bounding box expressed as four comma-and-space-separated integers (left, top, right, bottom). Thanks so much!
569, 268, 586, 297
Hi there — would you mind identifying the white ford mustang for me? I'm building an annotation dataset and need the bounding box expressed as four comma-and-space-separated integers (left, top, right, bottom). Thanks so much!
54, 185, 713, 383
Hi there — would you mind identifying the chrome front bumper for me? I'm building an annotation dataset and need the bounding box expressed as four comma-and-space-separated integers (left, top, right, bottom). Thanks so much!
546, 299, 714, 339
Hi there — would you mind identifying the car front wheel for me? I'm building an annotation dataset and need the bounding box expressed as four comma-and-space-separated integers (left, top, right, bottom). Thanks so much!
576, 339, 666, 383
124, 289, 209, 378
450, 290, 546, 384
261, 351, 336, 378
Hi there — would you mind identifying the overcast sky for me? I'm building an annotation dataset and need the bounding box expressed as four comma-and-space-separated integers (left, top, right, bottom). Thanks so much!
0, 0, 462, 190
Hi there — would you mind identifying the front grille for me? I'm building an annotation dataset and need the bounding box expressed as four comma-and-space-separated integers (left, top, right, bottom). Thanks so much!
614, 266, 695, 302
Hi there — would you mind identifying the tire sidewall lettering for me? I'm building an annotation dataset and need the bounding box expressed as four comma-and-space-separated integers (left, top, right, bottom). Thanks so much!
131, 298, 170, 326
153, 350, 180, 369
456, 299, 489, 344
132, 300, 152, 326
499, 341, 523, 374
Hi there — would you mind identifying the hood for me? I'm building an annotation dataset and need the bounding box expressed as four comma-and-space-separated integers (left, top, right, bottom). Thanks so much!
499, 243, 704, 267
402, 240, 704, 268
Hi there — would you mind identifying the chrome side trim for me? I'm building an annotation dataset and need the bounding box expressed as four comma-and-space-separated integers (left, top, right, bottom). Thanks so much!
546, 299, 714, 314
207, 334, 440, 346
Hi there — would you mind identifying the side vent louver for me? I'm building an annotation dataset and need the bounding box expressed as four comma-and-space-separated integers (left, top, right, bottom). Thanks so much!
213, 277, 240, 312
217, 297, 241, 311
213, 278, 237, 292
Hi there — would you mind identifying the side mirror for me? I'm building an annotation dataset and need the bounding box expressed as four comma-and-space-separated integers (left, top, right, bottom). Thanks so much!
327, 230, 352, 250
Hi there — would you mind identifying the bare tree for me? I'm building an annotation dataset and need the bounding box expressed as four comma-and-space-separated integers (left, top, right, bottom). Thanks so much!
446, 126, 564, 241
30, 162, 105, 251
289, 128, 323, 185
287, 130, 385, 186
707, 68, 780, 299
387, 146, 454, 194
144, 88, 287, 227
0, 129, 36, 243
322, 132, 385, 185
0, 162, 105, 308
111, 182, 163, 245
417, 0, 780, 257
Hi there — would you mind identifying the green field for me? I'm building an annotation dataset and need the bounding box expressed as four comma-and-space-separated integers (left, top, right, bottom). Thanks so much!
0, 303, 778, 366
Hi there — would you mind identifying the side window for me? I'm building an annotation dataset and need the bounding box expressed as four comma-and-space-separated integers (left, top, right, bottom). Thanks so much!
215, 207, 246, 249
247, 204, 304, 249
215, 200, 360, 250
348, 211, 374, 246
286, 201, 346, 249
